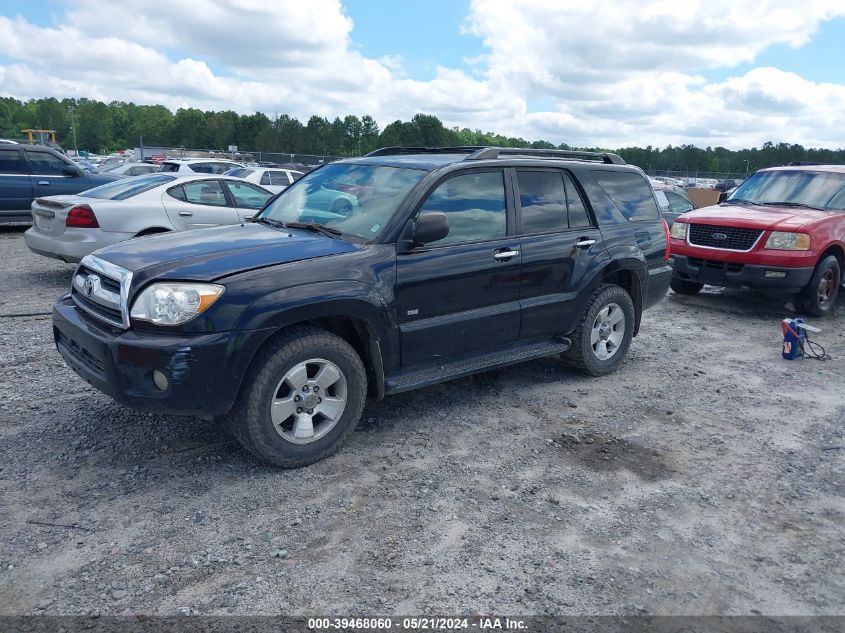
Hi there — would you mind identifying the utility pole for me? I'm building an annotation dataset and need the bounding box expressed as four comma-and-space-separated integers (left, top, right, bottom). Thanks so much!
743, 159, 750, 177
68, 105, 78, 154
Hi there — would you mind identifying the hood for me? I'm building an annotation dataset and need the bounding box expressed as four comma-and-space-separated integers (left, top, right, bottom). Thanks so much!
92, 222, 359, 285
680, 203, 832, 230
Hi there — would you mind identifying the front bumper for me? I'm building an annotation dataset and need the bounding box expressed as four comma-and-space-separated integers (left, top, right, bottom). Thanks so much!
24, 227, 132, 263
671, 255, 814, 290
53, 296, 274, 417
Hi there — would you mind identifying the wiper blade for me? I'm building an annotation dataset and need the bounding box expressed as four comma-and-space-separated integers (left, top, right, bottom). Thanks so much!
284, 221, 342, 239
251, 216, 287, 228
759, 201, 823, 210
722, 198, 757, 205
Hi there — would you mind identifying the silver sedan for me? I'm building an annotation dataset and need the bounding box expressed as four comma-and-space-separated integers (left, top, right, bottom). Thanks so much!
24, 174, 274, 263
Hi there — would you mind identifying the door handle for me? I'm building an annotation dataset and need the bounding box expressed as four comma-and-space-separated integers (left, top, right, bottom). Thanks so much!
575, 238, 596, 249
493, 249, 519, 261
178, 210, 194, 217
38, 181, 49, 186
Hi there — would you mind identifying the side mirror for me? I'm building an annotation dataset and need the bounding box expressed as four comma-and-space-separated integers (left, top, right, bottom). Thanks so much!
718, 191, 728, 203
413, 211, 449, 244
62, 165, 82, 177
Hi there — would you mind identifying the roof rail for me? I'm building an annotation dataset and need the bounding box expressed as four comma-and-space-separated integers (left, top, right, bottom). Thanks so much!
365, 146, 487, 157
466, 147, 626, 164
786, 161, 822, 166
365, 146, 626, 165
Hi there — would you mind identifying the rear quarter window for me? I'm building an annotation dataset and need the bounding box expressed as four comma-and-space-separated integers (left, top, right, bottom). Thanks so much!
592, 170, 659, 221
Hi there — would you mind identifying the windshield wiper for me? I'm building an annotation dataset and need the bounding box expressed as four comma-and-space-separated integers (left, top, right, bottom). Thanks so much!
251, 216, 287, 228
759, 201, 823, 210
284, 221, 343, 239
722, 198, 758, 205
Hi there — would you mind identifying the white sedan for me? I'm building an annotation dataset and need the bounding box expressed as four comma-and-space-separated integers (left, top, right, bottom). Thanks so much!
24, 174, 274, 263
97, 162, 160, 177
223, 167, 305, 194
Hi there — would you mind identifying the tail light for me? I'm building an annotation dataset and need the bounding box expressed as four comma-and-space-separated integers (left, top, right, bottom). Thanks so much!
66, 205, 99, 228
662, 219, 670, 260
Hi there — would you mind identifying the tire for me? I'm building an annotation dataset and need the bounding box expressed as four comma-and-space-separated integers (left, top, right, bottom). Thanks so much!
563, 283, 635, 377
229, 325, 367, 468
670, 274, 704, 295
797, 255, 841, 317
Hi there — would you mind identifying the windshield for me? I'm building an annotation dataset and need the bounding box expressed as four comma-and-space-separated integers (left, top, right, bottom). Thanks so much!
257, 163, 427, 240
81, 174, 176, 200
727, 170, 845, 211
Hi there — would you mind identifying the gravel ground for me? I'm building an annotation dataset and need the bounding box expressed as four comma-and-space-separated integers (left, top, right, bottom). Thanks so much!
0, 225, 843, 617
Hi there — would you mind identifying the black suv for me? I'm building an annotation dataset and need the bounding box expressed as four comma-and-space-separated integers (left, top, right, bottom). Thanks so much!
0, 145, 121, 223
52, 147, 671, 467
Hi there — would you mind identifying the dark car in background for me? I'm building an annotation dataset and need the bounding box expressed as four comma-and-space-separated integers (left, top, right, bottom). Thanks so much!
0, 145, 122, 223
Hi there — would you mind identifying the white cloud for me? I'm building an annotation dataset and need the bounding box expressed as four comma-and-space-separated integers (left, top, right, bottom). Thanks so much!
0, 0, 844, 148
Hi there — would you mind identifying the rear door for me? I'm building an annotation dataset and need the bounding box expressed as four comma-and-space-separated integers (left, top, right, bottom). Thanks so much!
161, 179, 239, 230
395, 169, 522, 366
25, 149, 83, 198
514, 168, 606, 339
0, 147, 33, 219
222, 179, 274, 222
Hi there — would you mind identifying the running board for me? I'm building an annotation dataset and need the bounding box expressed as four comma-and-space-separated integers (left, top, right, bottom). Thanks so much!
384, 337, 571, 394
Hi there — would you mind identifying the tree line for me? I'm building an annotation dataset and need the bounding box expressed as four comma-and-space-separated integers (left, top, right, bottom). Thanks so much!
1, 96, 843, 173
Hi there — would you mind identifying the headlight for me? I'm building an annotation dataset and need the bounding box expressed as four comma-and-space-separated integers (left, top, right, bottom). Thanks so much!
130, 282, 225, 325
669, 222, 687, 239
764, 232, 811, 251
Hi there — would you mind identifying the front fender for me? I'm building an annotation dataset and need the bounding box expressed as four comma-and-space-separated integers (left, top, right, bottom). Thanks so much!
233, 280, 397, 372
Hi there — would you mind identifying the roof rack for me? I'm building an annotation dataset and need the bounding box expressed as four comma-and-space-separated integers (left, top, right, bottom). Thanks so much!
786, 161, 822, 166
365, 146, 488, 157
466, 147, 625, 164
365, 146, 626, 165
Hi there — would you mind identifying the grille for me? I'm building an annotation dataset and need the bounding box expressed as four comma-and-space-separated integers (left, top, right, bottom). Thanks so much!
56, 330, 105, 377
71, 262, 127, 328
71, 290, 123, 328
687, 258, 744, 273
688, 224, 762, 251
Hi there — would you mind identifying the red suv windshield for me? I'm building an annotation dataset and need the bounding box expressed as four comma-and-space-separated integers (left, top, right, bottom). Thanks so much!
727, 170, 845, 212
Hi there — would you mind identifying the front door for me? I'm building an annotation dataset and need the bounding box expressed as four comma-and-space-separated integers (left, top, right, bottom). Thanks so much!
25, 149, 83, 198
514, 169, 606, 339
161, 179, 240, 230
395, 169, 521, 366
222, 179, 274, 222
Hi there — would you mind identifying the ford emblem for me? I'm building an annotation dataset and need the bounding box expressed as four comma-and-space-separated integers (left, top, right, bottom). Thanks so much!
712, 232, 728, 240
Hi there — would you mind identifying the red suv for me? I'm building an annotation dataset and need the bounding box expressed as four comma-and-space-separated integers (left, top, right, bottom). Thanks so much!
668, 164, 844, 316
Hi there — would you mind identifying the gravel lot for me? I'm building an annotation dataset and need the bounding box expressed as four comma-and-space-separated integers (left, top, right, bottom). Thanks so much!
0, 225, 843, 617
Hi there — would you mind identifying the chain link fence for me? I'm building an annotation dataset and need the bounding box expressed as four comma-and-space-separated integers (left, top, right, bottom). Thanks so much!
135, 146, 342, 167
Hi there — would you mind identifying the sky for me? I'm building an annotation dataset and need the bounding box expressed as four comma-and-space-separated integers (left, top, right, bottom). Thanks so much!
1, 0, 844, 149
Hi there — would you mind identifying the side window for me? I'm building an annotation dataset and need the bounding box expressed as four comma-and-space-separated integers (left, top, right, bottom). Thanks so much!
211, 163, 235, 174
27, 151, 71, 175
653, 190, 670, 212
159, 163, 179, 172
666, 191, 694, 214
563, 173, 592, 228
516, 170, 567, 234
189, 162, 215, 174
260, 172, 271, 185
166, 185, 186, 201
181, 180, 227, 206
224, 180, 273, 209
289, 171, 304, 182
591, 170, 660, 221
269, 171, 290, 186
0, 149, 23, 174
418, 171, 507, 246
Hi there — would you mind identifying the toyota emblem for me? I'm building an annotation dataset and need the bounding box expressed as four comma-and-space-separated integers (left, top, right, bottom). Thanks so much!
83, 274, 100, 296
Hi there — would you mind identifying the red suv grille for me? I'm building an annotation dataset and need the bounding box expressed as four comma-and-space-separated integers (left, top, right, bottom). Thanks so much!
688, 224, 763, 251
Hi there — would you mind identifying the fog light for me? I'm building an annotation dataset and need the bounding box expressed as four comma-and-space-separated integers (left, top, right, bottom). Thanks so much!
152, 370, 169, 391
765, 270, 787, 279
